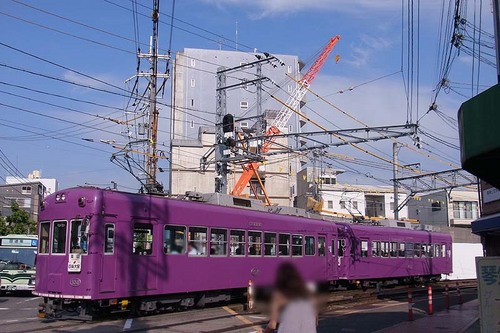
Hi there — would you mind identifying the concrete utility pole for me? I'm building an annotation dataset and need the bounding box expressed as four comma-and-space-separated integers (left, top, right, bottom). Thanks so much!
393, 142, 399, 220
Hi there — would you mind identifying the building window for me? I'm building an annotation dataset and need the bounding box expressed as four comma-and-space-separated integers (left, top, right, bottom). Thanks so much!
190, 78, 195, 87
327, 200, 333, 209
287, 65, 292, 74
240, 62, 248, 66
352, 201, 358, 209
190, 120, 194, 128
190, 99, 195, 107
453, 201, 478, 219
190, 58, 196, 67
287, 84, 293, 93
431, 201, 442, 212
240, 101, 248, 109
22, 186, 32, 194
340, 201, 346, 209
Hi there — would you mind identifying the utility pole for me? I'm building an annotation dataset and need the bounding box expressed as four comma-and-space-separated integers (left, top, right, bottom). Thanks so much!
137, 0, 169, 193
393, 142, 399, 220
212, 55, 278, 194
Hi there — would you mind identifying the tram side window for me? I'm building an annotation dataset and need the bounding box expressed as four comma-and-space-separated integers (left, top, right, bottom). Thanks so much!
70, 219, 87, 254
405, 242, 414, 257
188, 227, 207, 256
52, 221, 67, 254
381, 242, 389, 257
338, 239, 345, 257
133, 223, 153, 255
390, 242, 398, 257
360, 240, 368, 257
441, 244, 447, 257
210, 228, 227, 256
104, 224, 115, 254
230, 230, 245, 256
434, 244, 441, 257
39, 222, 50, 254
372, 241, 381, 257
264, 232, 277, 256
164, 225, 186, 254
248, 231, 262, 256
292, 235, 303, 256
399, 243, 406, 257
279, 233, 290, 256
413, 243, 421, 257
318, 236, 326, 257
305, 236, 315, 256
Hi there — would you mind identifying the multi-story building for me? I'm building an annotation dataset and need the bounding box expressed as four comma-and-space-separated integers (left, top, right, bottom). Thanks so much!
169, 48, 304, 206
6, 169, 58, 197
295, 167, 409, 220
407, 189, 479, 228
0, 181, 45, 222
1, 170, 58, 222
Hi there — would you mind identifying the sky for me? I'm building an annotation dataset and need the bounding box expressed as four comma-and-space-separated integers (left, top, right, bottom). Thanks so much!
0, 0, 497, 193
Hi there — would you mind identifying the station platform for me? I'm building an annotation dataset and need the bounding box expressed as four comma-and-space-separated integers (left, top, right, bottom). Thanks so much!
376, 299, 479, 333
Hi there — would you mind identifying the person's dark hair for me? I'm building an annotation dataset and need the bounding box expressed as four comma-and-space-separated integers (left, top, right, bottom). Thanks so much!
274, 262, 309, 299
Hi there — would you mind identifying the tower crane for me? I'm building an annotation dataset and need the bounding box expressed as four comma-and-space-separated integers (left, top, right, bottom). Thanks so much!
231, 35, 341, 197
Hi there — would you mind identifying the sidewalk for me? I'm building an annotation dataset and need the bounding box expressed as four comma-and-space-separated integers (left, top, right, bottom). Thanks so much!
377, 299, 479, 333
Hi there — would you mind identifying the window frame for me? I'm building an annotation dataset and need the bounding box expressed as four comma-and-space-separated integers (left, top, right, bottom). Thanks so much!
305, 236, 315, 256
51, 220, 67, 255
39, 221, 50, 254
104, 223, 115, 254
163, 225, 186, 255
230, 229, 246, 256
133, 223, 154, 256
248, 230, 262, 256
210, 228, 228, 256
278, 233, 291, 256
188, 226, 208, 256
292, 234, 303, 257
264, 232, 277, 257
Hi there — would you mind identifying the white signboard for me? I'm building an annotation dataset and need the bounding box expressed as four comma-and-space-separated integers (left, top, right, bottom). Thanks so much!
68, 253, 82, 273
483, 187, 500, 204
476, 256, 500, 333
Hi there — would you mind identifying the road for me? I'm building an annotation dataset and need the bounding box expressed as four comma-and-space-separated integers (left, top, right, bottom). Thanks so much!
0, 286, 478, 333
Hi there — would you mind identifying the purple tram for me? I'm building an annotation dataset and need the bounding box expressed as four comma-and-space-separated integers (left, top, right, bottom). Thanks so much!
34, 187, 452, 318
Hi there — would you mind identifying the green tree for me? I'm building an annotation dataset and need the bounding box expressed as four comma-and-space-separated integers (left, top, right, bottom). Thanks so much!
1, 202, 36, 235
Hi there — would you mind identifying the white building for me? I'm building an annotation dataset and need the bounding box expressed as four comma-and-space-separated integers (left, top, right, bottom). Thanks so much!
169, 48, 304, 206
295, 167, 409, 220
6, 170, 58, 197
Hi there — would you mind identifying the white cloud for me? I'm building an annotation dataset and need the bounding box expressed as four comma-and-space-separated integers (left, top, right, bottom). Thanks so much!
199, 0, 437, 18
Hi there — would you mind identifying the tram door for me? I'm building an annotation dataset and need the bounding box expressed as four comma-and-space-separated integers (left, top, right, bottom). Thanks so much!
318, 234, 328, 279
99, 223, 116, 292
337, 238, 349, 278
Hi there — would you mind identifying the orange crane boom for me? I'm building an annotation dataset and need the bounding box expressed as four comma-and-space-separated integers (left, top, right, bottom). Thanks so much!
231, 35, 341, 197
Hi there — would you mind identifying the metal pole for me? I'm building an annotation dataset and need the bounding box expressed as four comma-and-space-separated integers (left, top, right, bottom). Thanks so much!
393, 143, 399, 220
408, 288, 413, 321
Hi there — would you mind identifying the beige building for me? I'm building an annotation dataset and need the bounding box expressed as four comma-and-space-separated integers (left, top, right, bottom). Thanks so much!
170, 126, 299, 207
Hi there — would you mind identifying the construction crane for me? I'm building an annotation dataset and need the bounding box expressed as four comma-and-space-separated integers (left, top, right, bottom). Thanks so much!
231, 35, 341, 198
